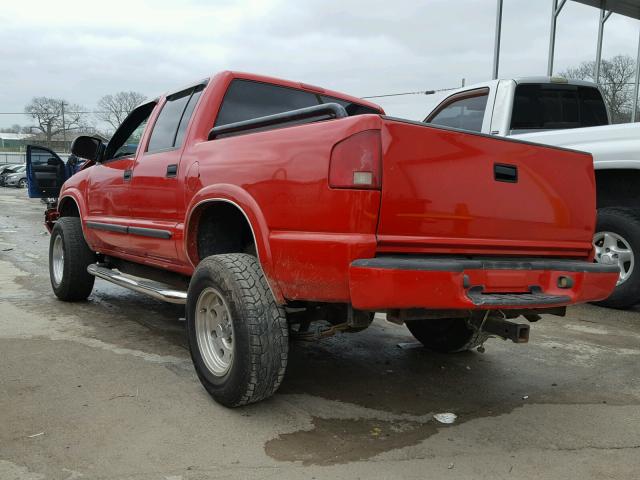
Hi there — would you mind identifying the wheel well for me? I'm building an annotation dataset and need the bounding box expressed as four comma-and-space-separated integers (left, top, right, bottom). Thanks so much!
188, 202, 256, 264
595, 169, 640, 209
58, 197, 80, 217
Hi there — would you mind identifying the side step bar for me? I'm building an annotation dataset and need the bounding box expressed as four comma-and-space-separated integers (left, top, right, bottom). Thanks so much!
87, 264, 187, 305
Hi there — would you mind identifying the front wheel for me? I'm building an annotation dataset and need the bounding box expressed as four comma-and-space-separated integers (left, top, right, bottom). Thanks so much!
592, 208, 640, 309
49, 217, 96, 301
187, 254, 289, 407
405, 316, 488, 353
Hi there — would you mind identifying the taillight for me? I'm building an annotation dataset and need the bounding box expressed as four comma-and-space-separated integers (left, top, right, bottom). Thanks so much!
329, 130, 381, 189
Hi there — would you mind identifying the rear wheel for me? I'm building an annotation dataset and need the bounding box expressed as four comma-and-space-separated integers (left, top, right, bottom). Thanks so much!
49, 217, 95, 301
18, 178, 26, 188
405, 316, 488, 353
187, 254, 288, 407
592, 208, 640, 309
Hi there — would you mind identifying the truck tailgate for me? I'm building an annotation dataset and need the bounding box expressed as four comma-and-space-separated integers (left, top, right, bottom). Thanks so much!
377, 118, 596, 258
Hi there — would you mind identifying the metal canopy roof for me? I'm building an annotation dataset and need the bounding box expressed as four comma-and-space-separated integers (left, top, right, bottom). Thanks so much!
572, 0, 640, 20
492, 0, 640, 122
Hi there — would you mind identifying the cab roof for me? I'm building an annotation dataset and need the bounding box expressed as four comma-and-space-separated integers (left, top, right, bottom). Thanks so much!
451, 76, 600, 93
154, 71, 384, 114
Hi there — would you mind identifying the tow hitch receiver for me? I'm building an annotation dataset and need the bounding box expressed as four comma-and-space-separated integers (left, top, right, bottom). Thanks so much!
480, 317, 530, 343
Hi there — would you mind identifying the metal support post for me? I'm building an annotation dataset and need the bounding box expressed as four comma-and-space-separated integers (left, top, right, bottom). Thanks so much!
633, 28, 640, 122
492, 0, 503, 79
548, 0, 567, 76
595, 3, 613, 82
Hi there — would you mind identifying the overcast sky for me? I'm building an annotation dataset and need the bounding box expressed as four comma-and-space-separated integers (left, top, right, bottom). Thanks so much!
1, 0, 639, 130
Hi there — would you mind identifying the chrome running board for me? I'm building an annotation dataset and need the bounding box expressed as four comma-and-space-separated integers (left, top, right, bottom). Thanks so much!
87, 264, 187, 305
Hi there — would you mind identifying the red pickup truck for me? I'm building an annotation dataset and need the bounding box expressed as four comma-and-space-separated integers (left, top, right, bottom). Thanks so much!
27, 71, 618, 407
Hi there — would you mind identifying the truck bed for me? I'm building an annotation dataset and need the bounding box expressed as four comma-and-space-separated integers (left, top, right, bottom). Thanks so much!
512, 122, 640, 169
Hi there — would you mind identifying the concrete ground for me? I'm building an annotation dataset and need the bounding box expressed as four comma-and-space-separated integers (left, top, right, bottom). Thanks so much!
0, 187, 639, 480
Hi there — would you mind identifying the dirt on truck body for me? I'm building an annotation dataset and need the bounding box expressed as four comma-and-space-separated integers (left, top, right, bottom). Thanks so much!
26, 71, 618, 407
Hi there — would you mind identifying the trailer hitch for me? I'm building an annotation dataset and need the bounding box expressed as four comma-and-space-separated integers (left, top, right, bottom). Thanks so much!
472, 314, 530, 343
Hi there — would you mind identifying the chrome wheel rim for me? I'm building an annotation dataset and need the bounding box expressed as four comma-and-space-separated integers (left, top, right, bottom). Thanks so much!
195, 287, 234, 376
593, 231, 634, 286
52, 235, 64, 286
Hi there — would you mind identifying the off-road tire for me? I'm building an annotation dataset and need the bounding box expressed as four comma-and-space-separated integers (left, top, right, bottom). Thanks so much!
592, 207, 640, 309
405, 317, 489, 353
49, 217, 95, 301
187, 253, 288, 407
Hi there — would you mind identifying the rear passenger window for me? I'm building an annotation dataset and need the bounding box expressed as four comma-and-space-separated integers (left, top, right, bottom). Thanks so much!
215, 80, 318, 126
428, 90, 489, 132
174, 87, 203, 147
147, 87, 201, 153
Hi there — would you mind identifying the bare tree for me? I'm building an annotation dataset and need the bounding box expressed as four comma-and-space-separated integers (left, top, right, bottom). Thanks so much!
97, 91, 146, 131
560, 55, 637, 123
24, 97, 87, 144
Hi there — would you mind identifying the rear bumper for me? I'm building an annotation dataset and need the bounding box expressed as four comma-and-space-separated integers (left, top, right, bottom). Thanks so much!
349, 256, 619, 310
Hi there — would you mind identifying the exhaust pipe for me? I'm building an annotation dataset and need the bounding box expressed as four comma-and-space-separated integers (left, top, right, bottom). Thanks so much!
87, 264, 187, 304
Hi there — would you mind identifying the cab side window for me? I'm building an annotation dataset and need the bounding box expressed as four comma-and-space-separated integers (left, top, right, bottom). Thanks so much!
212, 79, 381, 137
427, 89, 489, 132
147, 85, 204, 153
175, 89, 203, 147
214, 80, 318, 126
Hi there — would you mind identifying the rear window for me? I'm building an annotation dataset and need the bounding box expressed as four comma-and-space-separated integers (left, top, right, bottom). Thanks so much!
214, 79, 380, 127
510, 84, 608, 132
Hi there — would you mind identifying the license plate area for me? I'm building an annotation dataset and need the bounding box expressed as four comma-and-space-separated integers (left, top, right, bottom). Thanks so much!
466, 269, 541, 293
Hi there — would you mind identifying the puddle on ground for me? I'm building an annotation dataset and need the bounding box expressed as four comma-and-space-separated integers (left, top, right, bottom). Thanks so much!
265, 416, 437, 465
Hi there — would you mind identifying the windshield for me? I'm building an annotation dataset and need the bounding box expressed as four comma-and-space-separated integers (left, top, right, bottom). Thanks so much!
510, 84, 608, 133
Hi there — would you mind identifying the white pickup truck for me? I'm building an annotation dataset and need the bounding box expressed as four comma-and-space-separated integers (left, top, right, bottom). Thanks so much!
423, 77, 640, 308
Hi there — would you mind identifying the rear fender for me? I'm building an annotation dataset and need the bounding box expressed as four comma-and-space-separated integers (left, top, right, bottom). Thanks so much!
184, 184, 283, 303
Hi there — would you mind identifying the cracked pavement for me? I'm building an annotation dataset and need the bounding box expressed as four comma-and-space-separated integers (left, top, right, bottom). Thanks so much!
0, 188, 639, 479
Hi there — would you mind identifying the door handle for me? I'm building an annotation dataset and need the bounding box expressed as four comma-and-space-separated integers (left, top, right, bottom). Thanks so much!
494, 163, 517, 183
166, 164, 178, 178
123, 169, 132, 181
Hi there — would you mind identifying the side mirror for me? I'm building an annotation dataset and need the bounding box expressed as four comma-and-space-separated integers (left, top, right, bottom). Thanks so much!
71, 135, 103, 161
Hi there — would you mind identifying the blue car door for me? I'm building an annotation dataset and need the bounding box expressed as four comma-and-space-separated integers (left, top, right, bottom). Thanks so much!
26, 145, 76, 198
